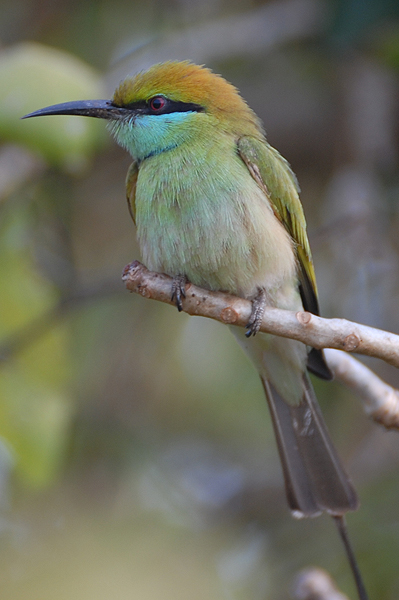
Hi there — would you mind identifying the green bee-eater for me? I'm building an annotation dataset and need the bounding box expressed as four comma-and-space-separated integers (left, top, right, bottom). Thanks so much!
23, 61, 367, 598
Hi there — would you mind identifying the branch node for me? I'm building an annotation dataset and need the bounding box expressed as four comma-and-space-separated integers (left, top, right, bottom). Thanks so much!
296, 311, 312, 325
138, 285, 151, 298
220, 306, 239, 324
122, 260, 144, 284
343, 334, 360, 352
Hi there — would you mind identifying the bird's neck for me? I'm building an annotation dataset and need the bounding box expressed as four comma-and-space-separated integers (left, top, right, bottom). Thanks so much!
110, 112, 208, 162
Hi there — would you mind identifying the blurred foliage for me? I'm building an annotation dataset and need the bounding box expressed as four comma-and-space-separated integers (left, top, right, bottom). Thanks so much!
0, 42, 106, 170
0, 193, 73, 488
0, 0, 399, 599
330, 0, 399, 47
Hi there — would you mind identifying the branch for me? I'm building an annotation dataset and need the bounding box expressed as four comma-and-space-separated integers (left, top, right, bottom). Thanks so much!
292, 567, 349, 600
122, 261, 399, 430
325, 349, 399, 429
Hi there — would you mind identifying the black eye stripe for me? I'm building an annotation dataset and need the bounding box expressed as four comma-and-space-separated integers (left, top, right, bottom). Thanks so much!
120, 97, 204, 115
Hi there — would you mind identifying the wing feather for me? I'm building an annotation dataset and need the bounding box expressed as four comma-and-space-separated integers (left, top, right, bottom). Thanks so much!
237, 136, 332, 380
126, 161, 139, 225
237, 136, 318, 310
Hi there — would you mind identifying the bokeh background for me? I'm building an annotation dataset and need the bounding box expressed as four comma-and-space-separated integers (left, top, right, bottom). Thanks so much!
1, 0, 399, 598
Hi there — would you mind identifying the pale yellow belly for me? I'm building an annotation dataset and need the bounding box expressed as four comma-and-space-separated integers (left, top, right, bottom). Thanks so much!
138, 169, 298, 305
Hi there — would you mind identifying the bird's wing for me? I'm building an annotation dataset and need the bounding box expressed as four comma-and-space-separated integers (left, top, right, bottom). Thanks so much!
125, 161, 139, 225
237, 136, 332, 380
237, 135, 318, 315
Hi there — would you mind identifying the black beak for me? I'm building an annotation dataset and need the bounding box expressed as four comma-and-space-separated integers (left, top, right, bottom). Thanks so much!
22, 99, 127, 120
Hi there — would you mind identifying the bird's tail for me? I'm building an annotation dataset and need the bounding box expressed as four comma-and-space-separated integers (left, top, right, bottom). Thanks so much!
262, 374, 369, 599
261, 375, 358, 517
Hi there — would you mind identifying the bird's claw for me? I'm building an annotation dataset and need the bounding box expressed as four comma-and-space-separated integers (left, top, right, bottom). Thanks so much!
171, 274, 188, 312
245, 288, 267, 337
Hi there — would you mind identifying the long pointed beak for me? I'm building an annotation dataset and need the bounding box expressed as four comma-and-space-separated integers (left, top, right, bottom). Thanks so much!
22, 99, 126, 120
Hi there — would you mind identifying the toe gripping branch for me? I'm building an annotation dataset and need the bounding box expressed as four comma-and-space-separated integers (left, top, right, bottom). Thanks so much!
245, 288, 267, 337
171, 274, 188, 312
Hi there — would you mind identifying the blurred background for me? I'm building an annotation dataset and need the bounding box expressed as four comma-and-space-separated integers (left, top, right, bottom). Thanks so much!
0, 0, 399, 598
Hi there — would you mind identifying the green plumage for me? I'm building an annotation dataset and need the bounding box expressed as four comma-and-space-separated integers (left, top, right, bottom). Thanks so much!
23, 61, 368, 598
23, 60, 358, 518
119, 63, 357, 517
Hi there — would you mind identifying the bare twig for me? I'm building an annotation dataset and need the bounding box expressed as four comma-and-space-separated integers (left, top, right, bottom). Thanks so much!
292, 567, 349, 600
122, 262, 399, 366
122, 261, 399, 430
325, 349, 399, 429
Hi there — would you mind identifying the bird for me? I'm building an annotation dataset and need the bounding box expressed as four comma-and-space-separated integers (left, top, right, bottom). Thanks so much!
23, 61, 368, 599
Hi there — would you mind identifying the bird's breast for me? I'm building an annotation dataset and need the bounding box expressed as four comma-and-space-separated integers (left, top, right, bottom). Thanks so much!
134, 142, 297, 305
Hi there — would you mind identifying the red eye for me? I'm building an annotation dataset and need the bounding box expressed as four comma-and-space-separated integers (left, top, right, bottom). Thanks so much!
150, 96, 166, 111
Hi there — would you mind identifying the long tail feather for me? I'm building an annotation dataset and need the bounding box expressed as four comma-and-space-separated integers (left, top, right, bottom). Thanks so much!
261, 375, 358, 517
334, 516, 369, 600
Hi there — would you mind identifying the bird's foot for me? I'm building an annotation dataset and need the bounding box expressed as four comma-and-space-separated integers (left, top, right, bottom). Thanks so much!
245, 288, 267, 337
171, 274, 188, 312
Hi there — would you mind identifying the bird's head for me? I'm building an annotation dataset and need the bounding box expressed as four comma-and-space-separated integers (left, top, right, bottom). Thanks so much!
23, 61, 263, 161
